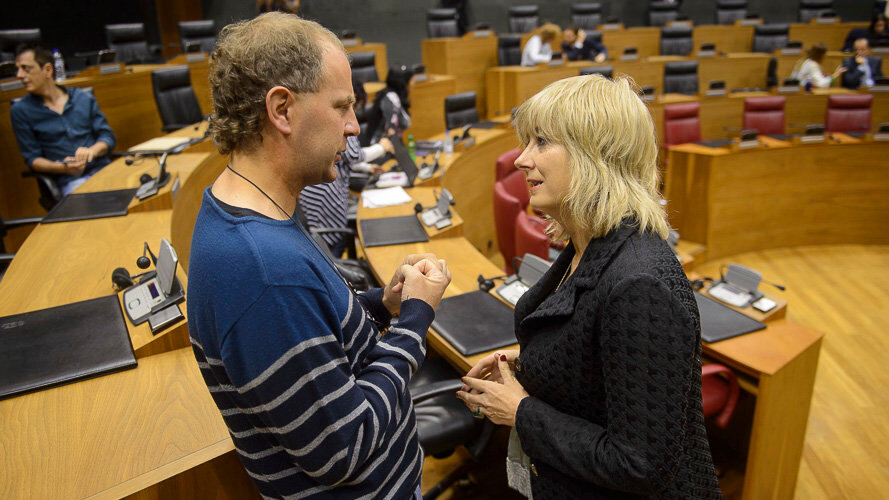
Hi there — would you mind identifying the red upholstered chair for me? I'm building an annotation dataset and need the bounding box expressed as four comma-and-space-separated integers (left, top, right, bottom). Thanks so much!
494, 170, 530, 274
825, 94, 873, 133
496, 147, 522, 181
701, 363, 740, 428
743, 96, 786, 136
663, 102, 702, 147
515, 211, 551, 263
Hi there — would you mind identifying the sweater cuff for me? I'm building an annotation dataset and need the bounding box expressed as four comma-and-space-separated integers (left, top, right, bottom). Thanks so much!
358, 287, 393, 327
393, 298, 435, 333
515, 396, 548, 454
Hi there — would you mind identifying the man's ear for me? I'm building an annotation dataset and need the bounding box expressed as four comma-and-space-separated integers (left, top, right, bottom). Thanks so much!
42, 62, 54, 79
266, 86, 295, 135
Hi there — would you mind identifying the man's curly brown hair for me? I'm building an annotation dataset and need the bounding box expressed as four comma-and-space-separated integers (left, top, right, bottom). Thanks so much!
208, 12, 343, 155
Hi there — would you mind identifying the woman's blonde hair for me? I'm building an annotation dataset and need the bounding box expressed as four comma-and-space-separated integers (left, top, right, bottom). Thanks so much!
512, 74, 669, 241
539, 23, 562, 41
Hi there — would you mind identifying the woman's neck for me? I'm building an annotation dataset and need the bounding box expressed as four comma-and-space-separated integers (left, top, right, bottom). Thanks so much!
567, 228, 591, 276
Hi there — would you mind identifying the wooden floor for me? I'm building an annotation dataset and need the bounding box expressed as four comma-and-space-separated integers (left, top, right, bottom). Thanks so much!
424, 245, 889, 498
696, 245, 889, 499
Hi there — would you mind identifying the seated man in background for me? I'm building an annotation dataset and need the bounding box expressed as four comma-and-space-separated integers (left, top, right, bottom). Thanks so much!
842, 38, 884, 89
561, 25, 606, 63
521, 23, 561, 66
11, 44, 116, 197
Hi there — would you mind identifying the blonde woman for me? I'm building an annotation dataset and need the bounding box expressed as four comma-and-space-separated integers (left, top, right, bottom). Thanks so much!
521, 23, 562, 66
457, 75, 721, 499
791, 43, 846, 88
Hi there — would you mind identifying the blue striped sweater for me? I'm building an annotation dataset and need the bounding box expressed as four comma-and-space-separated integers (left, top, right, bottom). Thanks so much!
188, 189, 433, 499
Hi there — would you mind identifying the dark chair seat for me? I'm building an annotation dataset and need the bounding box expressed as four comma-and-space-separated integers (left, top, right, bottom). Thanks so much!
664, 102, 702, 146
427, 8, 460, 38
508, 5, 540, 33
716, 0, 747, 25
753, 24, 789, 53
661, 25, 693, 56
580, 65, 614, 78
0, 28, 41, 62
664, 60, 699, 95
799, 0, 834, 23
825, 94, 873, 133
350, 51, 378, 84
571, 3, 602, 30
151, 66, 204, 132
178, 20, 216, 54
498, 34, 523, 66
649, 1, 680, 27
743, 96, 786, 135
106, 23, 159, 64
444, 91, 479, 130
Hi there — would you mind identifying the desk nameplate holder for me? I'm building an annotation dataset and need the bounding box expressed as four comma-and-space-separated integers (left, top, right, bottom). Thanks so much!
600, 23, 623, 31
706, 88, 727, 97
100, 64, 122, 75
342, 39, 358, 47
696, 50, 716, 58
1, 80, 24, 92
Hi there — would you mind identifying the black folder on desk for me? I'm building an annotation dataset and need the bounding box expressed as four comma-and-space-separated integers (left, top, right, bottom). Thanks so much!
472, 120, 500, 130
695, 291, 766, 343
41, 188, 138, 224
431, 290, 516, 356
360, 215, 429, 247
0, 295, 137, 399
694, 139, 733, 149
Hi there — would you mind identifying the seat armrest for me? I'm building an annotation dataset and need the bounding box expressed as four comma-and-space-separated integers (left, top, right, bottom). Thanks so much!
411, 379, 464, 404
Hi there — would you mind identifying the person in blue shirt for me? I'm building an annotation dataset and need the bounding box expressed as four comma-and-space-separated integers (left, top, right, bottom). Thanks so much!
561, 25, 607, 63
10, 44, 116, 197
188, 13, 451, 499
842, 38, 884, 89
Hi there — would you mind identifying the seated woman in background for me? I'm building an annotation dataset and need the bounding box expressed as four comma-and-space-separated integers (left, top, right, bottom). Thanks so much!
521, 23, 562, 66
456, 75, 721, 499
843, 14, 889, 52
362, 66, 412, 147
792, 43, 846, 89
561, 25, 607, 63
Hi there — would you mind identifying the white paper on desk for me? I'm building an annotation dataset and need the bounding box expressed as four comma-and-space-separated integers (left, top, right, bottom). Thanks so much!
362, 186, 412, 208
128, 137, 191, 152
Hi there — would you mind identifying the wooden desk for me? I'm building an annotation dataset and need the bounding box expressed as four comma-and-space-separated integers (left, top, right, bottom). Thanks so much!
789, 22, 867, 51
405, 74, 457, 139
0, 347, 248, 499
664, 138, 889, 261
601, 27, 661, 58
0, 211, 191, 358
357, 186, 464, 241
693, 25, 754, 53
415, 128, 519, 257
422, 33, 498, 119
344, 41, 388, 84
75, 152, 210, 213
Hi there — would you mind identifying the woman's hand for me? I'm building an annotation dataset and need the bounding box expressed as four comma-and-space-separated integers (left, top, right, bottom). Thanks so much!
461, 350, 519, 389
832, 65, 847, 78
456, 355, 529, 427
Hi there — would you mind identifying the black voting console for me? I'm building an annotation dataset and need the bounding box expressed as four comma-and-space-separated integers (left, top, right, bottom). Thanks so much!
0, 295, 137, 399
40, 188, 138, 224
431, 290, 516, 356
694, 291, 766, 343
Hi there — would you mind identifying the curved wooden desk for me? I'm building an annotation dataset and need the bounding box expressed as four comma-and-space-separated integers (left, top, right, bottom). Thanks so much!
664, 135, 889, 261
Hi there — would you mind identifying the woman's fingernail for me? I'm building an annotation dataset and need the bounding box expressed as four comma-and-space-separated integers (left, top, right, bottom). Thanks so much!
499, 354, 507, 361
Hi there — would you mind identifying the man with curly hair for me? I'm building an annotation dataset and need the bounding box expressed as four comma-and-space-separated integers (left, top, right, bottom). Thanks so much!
187, 12, 451, 499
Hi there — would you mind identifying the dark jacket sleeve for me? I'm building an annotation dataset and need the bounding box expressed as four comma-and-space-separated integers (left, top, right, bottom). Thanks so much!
515, 274, 699, 495
841, 57, 864, 89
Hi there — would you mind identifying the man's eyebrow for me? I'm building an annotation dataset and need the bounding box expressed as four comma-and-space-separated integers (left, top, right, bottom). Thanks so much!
337, 94, 356, 106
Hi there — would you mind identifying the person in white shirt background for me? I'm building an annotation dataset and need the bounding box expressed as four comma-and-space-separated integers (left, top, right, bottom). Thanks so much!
791, 43, 846, 89
521, 23, 562, 67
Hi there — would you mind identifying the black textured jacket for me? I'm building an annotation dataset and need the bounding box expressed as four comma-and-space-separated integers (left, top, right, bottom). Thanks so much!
513, 223, 722, 499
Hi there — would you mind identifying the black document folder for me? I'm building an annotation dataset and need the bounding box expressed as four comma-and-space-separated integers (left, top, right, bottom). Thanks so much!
472, 120, 500, 130
431, 290, 516, 356
360, 215, 429, 247
695, 292, 766, 343
0, 295, 138, 399
41, 188, 138, 224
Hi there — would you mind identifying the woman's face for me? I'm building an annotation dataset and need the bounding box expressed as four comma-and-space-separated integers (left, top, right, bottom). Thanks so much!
515, 137, 572, 220
877, 19, 887, 33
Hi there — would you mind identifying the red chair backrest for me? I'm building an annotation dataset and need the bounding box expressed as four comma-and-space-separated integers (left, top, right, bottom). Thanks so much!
663, 102, 701, 146
494, 170, 530, 273
743, 96, 786, 136
825, 94, 873, 133
496, 147, 522, 181
515, 212, 550, 264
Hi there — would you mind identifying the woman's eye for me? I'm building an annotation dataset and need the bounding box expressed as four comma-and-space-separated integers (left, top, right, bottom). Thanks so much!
536, 136, 547, 147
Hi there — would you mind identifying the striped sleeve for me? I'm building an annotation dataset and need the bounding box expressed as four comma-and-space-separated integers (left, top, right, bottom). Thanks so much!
218, 283, 433, 487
